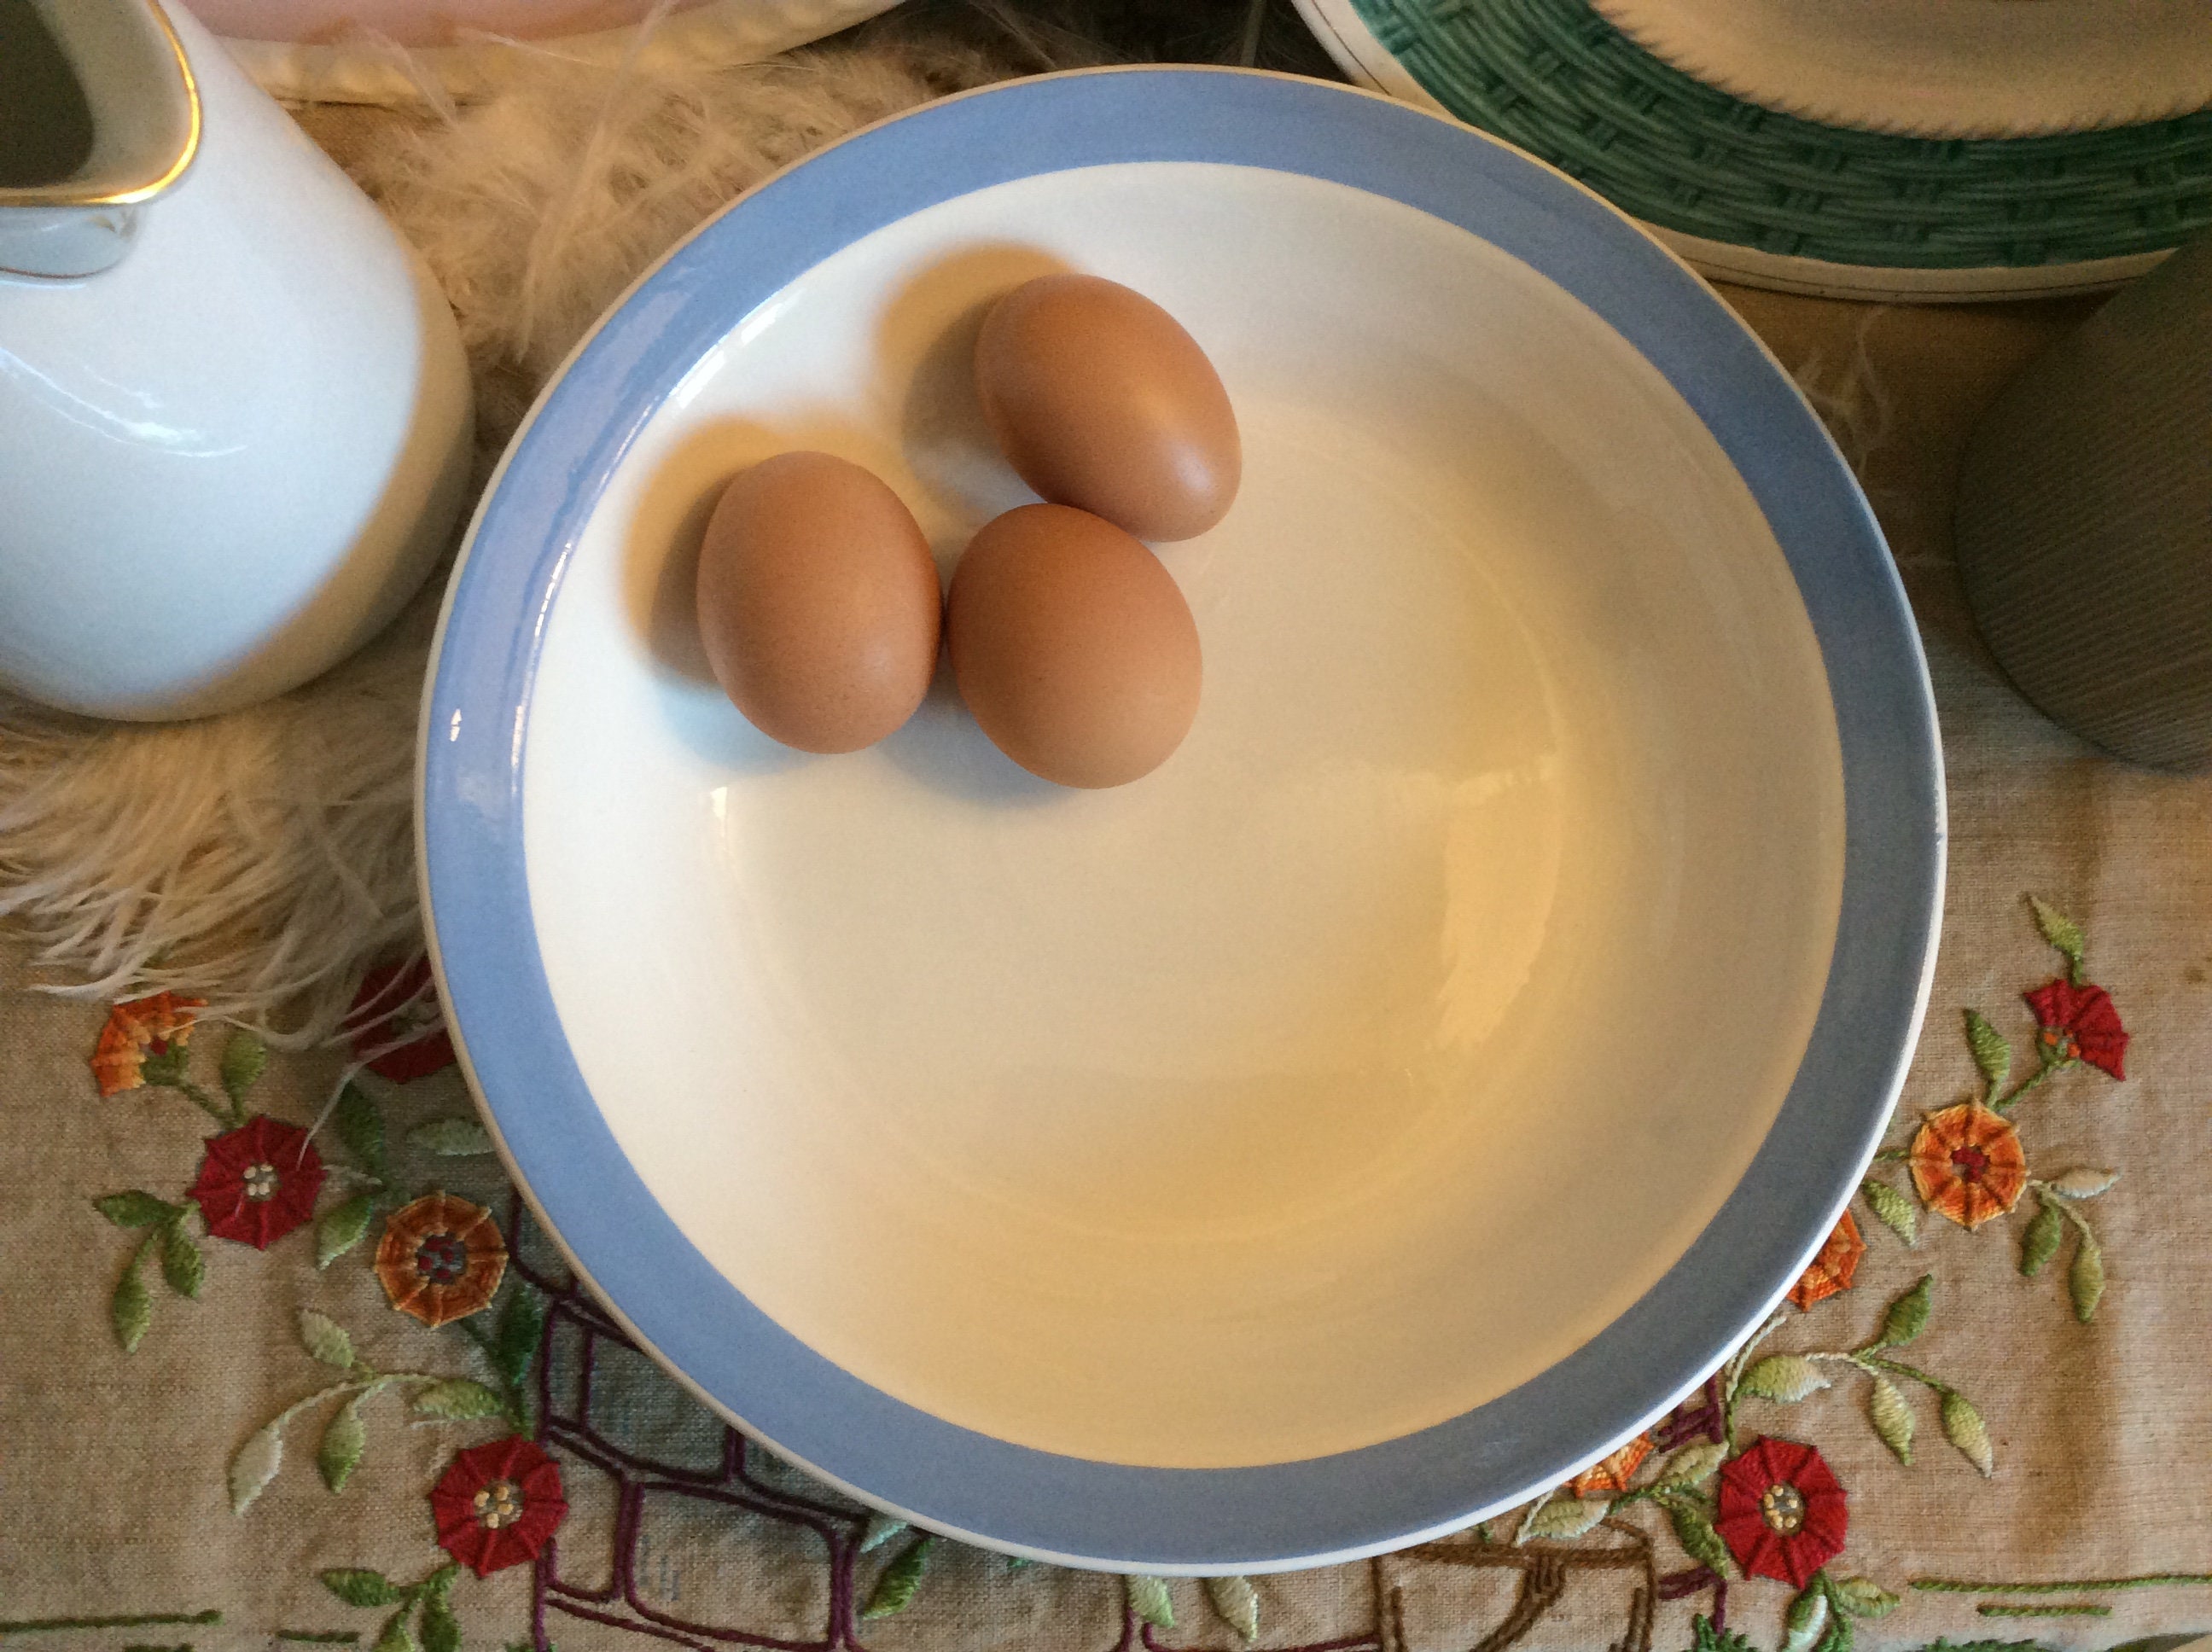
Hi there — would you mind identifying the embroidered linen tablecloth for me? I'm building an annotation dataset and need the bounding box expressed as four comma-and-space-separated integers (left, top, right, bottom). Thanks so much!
5, 78, 2212, 1652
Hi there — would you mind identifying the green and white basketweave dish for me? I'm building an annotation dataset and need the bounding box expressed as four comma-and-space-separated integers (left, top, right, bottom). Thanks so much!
1294, 0, 2212, 300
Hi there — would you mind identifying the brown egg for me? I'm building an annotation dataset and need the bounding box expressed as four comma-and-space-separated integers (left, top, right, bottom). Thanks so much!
975, 275, 1240, 543
695, 451, 941, 753
947, 503, 1202, 788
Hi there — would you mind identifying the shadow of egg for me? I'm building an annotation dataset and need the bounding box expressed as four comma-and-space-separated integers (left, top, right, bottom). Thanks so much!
873, 647, 1068, 808
878, 241, 1074, 535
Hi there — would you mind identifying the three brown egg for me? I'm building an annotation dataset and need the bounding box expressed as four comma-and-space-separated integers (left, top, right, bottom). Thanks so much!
693, 274, 1237, 788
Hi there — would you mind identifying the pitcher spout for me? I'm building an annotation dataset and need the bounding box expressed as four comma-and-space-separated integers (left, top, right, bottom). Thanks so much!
0, 0, 198, 276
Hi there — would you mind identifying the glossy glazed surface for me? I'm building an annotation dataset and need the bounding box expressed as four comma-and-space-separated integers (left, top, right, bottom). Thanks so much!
422, 69, 1940, 1569
0, 2, 471, 717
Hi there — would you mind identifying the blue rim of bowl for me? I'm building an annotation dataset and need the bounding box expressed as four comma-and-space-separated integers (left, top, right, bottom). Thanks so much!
420, 65, 1944, 1573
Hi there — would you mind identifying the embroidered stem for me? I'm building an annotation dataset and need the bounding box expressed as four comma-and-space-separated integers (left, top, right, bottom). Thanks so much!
1719, 1311, 1789, 1451
1511, 1488, 1555, 1544
1851, 1352, 1955, 1398
0, 1610, 221, 1634
1977, 1604, 2111, 1618
1990, 1056, 2068, 1114
2030, 1184, 2099, 1241
271, 1378, 387, 1434
166, 1078, 238, 1128
1911, 1574, 2212, 1594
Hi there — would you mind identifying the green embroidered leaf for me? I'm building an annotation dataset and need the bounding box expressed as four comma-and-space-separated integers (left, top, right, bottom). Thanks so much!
1741, 1354, 1831, 1404
317, 1193, 376, 1270
423, 1563, 459, 1602
1205, 1576, 1260, 1643
859, 1513, 910, 1554
861, 1535, 934, 1620
220, 1030, 268, 1103
1830, 1576, 1900, 1619
1941, 1391, 1994, 1477
2044, 1167, 2117, 1200
409, 1117, 495, 1158
373, 1608, 419, 1652
96, 1190, 182, 1229
141, 1044, 190, 1087
321, 1569, 404, 1608
412, 1379, 506, 1421
230, 1418, 285, 1515
1125, 1574, 1174, 1631
335, 1083, 387, 1180
1877, 1275, 1933, 1347
1656, 1441, 1727, 1488
504, 1382, 535, 1440
419, 1595, 461, 1652
318, 1394, 368, 1492
162, 1222, 205, 1299
2029, 897, 2086, 977
1861, 1180, 1917, 1246
1691, 1614, 1755, 1652
1781, 1585, 1831, 1652
1522, 1496, 1611, 1540
1868, 1375, 1915, 1464
491, 1285, 546, 1387
113, 1259, 152, 1352
1668, 1501, 1730, 1576
1813, 1604, 1854, 1652
300, 1309, 356, 1370
2069, 1236, 2105, 1322
1963, 1009, 2011, 1091
2019, 1202, 2065, 1276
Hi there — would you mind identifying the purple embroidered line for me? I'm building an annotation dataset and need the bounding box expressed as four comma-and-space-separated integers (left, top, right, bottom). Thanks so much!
1656, 1568, 1726, 1632
1652, 1377, 1726, 1452
497, 1192, 1472, 1652
535, 1314, 859, 1527
1143, 1626, 1378, 1652
608, 1469, 843, 1652
545, 1592, 729, 1652
506, 1195, 865, 1650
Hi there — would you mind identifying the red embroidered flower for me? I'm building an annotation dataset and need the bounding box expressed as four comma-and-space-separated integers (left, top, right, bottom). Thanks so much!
349, 957, 455, 1082
2024, 979, 2128, 1079
430, 1435, 567, 1576
1909, 1102, 2027, 1230
1569, 1433, 1654, 1498
1787, 1210, 1866, 1310
1713, 1438, 1847, 1587
91, 992, 207, 1096
376, 1193, 507, 1327
187, 1115, 326, 1248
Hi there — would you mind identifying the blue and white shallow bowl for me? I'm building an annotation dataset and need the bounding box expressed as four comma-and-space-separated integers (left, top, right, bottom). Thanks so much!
419, 67, 1943, 1572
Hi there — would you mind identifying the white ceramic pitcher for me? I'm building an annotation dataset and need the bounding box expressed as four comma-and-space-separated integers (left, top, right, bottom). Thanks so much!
0, 0, 471, 719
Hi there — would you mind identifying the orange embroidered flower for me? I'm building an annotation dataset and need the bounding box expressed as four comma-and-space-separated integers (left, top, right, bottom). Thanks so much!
91, 992, 207, 1096
1909, 1102, 2026, 1230
1569, 1433, 1654, 1498
1787, 1210, 1866, 1309
375, 1193, 507, 1326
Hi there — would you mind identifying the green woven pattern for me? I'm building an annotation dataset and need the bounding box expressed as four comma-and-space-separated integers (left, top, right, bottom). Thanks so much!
1349, 0, 2212, 268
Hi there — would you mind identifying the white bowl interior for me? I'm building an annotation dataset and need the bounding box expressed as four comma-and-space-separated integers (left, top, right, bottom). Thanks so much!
521, 161, 1844, 1469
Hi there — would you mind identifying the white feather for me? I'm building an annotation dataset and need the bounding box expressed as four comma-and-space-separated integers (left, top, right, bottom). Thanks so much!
0, 13, 1046, 1040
